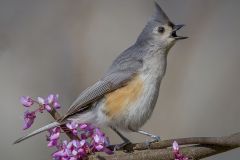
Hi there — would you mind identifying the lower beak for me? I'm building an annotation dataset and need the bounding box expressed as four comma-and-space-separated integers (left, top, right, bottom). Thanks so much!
171, 24, 188, 40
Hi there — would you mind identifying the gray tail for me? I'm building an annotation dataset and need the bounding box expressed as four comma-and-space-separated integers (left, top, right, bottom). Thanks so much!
13, 121, 61, 144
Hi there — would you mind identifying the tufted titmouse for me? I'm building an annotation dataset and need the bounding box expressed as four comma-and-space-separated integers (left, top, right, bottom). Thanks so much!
14, 1, 187, 147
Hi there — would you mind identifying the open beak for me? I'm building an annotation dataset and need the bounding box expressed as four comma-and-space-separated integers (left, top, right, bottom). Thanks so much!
171, 24, 188, 40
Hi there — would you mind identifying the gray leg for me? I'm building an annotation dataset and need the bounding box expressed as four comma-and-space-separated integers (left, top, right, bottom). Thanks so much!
137, 130, 160, 142
110, 127, 131, 150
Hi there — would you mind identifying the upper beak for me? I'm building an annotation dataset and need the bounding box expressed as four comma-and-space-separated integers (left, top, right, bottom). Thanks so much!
171, 24, 188, 40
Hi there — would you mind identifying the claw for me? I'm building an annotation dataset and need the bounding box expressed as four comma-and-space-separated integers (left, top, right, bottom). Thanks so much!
143, 135, 160, 148
150, 135, 161, 143
114, 141, 131, 151
136, 130, 161, 143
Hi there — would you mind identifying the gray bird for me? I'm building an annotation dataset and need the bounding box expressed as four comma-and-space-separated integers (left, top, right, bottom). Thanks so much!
14, 1, 187, 148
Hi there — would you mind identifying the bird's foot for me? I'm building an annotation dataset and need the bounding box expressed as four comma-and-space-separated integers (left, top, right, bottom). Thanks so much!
111, 140, 133, 152
136, 130, 160, 144
143, 135, 161, 148
114, 141, 131, 151
149, 135, 161, 143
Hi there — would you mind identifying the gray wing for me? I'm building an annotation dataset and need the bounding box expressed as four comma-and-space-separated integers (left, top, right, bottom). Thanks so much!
63, 44, 144, 120
63, 72, 133, 118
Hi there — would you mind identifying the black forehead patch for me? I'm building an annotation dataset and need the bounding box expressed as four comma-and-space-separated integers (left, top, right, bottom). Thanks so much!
168, 22, 174, 28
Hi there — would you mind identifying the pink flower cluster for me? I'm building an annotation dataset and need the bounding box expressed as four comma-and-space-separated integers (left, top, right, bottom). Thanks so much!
20, 94, 60, 130
49, 122, 113, 160
20, 94, 112, 160
172, 141, 189, 160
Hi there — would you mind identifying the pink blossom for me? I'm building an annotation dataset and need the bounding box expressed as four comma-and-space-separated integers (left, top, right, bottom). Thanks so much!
47, 94, 55, 104
92, 128, 112, 154
52, 94, 60, 108
172, 141, 189, 160
173, 141, 179, 151
20, 94, 112, 159
51, 123, 113, 159
38, 94, 61, 111
52, 139, 88, 160
66, 121, 79, 135
20, 96, 34, 107
20, 94, 62, 130
23, 110, 36, 130
47, 127, 61, 147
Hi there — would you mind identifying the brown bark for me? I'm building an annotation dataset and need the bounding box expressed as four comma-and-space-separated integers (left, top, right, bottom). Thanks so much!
49, 107, 240, 160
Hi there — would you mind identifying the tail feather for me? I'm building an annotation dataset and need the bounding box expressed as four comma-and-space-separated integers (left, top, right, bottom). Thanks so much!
13, 121, 61, 144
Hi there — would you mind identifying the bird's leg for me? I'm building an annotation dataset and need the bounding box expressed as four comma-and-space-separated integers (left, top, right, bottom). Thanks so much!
110, 127, 131, 151
136, 130, 160, 143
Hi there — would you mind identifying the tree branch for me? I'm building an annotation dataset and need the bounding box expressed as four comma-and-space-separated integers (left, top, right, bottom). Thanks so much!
49, 107, 240, 160
89, 132, 240, 160
90, 145, 236, 160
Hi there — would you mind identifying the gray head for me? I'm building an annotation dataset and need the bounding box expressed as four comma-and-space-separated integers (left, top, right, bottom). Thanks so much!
136, 1, 187, 50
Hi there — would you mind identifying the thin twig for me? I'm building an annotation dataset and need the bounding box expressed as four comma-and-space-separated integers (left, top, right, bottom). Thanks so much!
49, 107, 79, 140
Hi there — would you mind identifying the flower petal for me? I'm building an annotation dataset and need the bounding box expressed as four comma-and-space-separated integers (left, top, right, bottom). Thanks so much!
47, 94, 54, 104
37, 97, 45, 105
50, 132, 60, 140
23, 110, 36, 130
173, 141, 179, 151
45, 105, 52, 111
48, 139, 58, 147
95, 144, 104, 151
53, 102, 61, 109
93, 134, 100, 143
20, 96, 34, 107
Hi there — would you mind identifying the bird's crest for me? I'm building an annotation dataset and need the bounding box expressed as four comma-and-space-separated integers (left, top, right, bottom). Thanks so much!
152, 1, 170, 24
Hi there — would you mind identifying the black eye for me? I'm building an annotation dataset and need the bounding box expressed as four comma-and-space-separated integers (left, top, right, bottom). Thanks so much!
158, 27, 165, 33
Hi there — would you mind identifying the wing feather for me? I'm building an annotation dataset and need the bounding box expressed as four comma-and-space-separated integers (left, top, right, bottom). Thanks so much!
62, 46, 144, 120
62, 72, 136, 119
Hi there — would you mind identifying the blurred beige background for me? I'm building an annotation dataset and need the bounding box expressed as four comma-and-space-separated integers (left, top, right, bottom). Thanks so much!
0, 0, 239, 159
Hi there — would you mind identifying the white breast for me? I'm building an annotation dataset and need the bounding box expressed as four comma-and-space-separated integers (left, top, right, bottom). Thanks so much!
76, 53, 167, 131
102, 53, 167, 131
70, 51, 167, 132
124, 53, 166, 131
